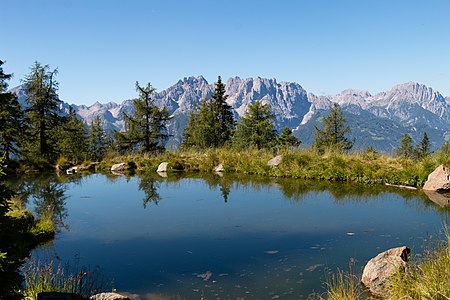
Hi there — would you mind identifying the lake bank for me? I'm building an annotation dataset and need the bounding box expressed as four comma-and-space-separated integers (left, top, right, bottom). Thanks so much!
95, 148, 445, 188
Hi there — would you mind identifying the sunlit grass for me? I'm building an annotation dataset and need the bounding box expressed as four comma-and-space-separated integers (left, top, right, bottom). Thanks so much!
22, 260, 107, 300
98, 147, 444, 187
386, 229, 450, 299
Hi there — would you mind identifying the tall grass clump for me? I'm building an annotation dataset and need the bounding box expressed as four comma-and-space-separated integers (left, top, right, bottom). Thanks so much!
324, 269, 363, 300
386, 229, 450, 299
22, 260, 107, 299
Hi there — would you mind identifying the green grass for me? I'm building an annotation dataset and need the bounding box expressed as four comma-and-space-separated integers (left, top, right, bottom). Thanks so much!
98, 147, 444, 188
322, 228, 450, 300
324, 270, 363, 300
385, 229, 450, 299
21, 260, 107, 300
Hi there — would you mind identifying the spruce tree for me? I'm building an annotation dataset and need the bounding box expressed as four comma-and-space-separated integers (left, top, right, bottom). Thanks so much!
211, 76, 235, 146
182, 76, 235, 149
0, 60, 25, 162
57, 108, 88, 163
396, 133, 414, 158
116, 82, 170, 153
23, 62, 64, 162
416, 132, 430, 159
87, 116, 106, 161
314, 103, 352, 152
233, 100, 277, 149
277, 126, 300, 149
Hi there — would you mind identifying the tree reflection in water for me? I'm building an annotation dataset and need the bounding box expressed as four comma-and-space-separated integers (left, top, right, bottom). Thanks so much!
139, 176, 161, 208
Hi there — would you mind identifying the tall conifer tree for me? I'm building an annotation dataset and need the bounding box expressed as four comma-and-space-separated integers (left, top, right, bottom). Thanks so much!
0, 60, 25, 162
116, 82, 170, 153
233, 100, 277, 149
314, 103, 352, 152
23, 62, 64, 161
182, 76, 235, 149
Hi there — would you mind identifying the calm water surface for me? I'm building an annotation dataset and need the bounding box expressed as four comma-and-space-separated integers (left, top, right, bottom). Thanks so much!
24, 173, 449, 299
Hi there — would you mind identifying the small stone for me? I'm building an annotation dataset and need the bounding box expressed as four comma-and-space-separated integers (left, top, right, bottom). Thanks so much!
90, 292, 130, 300
268, 155, 282, 167
214, 163, 225, 172
111, 163, 127, 174
157, 162, 168, 173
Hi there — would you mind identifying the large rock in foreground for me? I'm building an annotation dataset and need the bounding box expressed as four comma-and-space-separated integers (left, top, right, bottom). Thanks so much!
423, 165, 450, 191
361, 246, 410, 297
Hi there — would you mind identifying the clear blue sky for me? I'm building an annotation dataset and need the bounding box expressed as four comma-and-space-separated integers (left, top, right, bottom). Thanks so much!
3, 0, 450, 105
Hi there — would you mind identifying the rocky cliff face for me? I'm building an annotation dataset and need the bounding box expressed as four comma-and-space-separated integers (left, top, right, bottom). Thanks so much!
10, 78, 450, 152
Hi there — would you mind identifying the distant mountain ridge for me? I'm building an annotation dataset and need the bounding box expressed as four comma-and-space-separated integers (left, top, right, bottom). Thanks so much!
10, 77, 450, 153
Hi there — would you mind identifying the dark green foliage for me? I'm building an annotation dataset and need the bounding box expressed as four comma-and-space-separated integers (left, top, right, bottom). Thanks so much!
57, 108, 88, 163
397, 134, 414, 158
87, 116, 106, 161
211, 76, 235, 145
416, 132, 430, 159
23, 62, 65, 162
182, 76, 235, 149
0, 155, 31, 298
277, 126, 300, 149
0, 60, 25, 162
233, 100, 277, 149
139, 176, 161, 208
116, 82, 170, 153
314, 103, 353, 152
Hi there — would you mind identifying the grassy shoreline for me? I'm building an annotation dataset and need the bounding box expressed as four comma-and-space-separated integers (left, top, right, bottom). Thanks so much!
95, 147, 445, 188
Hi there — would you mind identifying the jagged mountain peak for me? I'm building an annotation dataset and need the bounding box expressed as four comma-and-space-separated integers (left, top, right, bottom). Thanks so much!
7, 77, 450, 152
177, 75, 209, 87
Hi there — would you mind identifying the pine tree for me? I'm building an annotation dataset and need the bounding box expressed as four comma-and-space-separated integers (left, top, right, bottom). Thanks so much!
182, 99, 218, 149
416, 132, 430, 159
182, 76, 235, 149
116, 82, 170, 153
23, 62, 64, 162
57, 108, 88, 163
396, 133, 414, 158
87, 116, 106, 161
233, 100, 277, 149
277, 126, 300, 149
0, 60, 25, 162
314, 103, 352, 152
211, 76, 235, 146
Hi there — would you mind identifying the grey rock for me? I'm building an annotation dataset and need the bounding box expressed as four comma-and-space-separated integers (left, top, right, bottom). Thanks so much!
361, 246, 410, 297
157, 162, 168, 173
90, 293, 129, 300
268, 155, 282, 167
111, 163, 127, 173
214, 163, 225, 172
66, 166, 78, 175
423, 165, 450, 191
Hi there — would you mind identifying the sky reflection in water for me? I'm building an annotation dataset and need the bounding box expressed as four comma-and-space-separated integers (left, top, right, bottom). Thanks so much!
30, 173, 449, 299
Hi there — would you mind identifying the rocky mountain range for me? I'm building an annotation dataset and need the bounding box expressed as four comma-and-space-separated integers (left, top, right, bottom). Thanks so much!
10, 77, 450, 153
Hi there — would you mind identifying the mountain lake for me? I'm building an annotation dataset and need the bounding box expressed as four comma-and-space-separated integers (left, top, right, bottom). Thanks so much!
18, 173, 449, 299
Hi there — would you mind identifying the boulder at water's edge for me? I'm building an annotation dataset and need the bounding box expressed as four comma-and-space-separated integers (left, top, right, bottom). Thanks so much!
157, 162, 168, 173
423, 165, 450, 191
361, 246, 410, 297
111, 163, 127, 174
